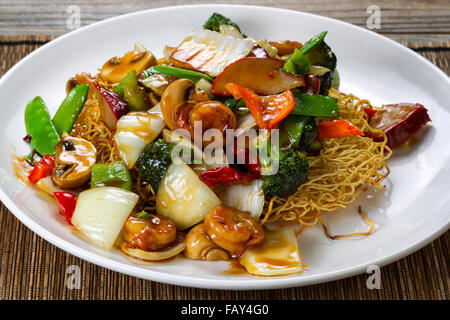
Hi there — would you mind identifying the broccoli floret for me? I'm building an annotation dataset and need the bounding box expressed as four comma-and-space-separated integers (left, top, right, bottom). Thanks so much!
262, 150, 309, 198
137, 139, 175, 192
203, 13, 244, 35
297, 117, 318, 150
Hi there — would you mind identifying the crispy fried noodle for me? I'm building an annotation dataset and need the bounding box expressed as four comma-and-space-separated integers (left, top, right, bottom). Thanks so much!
262, 88, 392, 226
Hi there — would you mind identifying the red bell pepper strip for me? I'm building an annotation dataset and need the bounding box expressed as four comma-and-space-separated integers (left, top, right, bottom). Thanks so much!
363, 107, 378, 120
28, 155, 55, 184
225, 83, 295, 129
318, 120, 364, 141
53, 192, 77, 225
199, 166, 257, 187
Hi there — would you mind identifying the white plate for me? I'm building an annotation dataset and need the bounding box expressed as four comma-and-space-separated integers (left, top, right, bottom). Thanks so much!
0, 4, 449, 290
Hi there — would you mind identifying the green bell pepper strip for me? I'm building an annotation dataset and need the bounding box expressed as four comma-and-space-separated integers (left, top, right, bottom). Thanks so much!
114, 70, 149, 111
300, 31, 328, 55
281, 115, 310, 148
290, 92, 339, 117
24, 96, 60, 156
53, 84, 89, 135
90, 161, 132, 191
144, 65, 214, 83
281, 31, 328, 75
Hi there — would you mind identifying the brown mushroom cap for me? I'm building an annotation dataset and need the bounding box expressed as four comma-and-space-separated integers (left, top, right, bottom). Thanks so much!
160, 78, 195, 130
184, 224, 230, 261
52, 135, 96, 189
100, 43, 157, 84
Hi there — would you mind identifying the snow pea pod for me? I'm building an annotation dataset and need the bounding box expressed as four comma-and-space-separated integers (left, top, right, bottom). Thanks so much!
300, 31, 328, 55
290, 91, 339, 117
144, 65, 214, 83
281, 31, 327, 75
24, 96, 60, 156
281, 115, 310, 148
53, 84, 89, 135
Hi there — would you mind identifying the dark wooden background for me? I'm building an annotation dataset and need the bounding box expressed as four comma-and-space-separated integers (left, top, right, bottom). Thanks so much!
0, 0, 449, 300
1, 0, 449, 42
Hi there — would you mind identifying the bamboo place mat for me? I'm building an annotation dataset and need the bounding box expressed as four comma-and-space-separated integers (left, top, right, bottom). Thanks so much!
0, 35, 448, 300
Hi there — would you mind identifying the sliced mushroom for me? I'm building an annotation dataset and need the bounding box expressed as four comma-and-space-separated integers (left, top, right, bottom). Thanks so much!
66, 73, 96, 100
184, 224, 230, 261
160, 79, 195, 130
100, 43, 157, 84
52, 134, 96, 189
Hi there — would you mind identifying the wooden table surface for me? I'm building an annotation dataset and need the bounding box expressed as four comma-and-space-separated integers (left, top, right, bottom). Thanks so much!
0, 0, 449, 300
1, 0, 450, 42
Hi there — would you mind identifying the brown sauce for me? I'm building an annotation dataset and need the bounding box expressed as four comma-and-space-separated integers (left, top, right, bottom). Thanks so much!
221, 258, 247, 275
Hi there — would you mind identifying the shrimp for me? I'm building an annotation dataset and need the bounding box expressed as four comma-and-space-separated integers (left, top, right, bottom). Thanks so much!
204, 205, 264, 256
123, 214, 177, 251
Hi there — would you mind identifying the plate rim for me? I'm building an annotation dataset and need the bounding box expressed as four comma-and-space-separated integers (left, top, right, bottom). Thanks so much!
0, 4, 449, 290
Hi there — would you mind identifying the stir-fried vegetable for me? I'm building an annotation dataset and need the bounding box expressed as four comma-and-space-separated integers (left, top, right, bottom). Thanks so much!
53, 192, 77, 225
91, 161, 132, 191
100, 43, 156, 83
71, 187, 139, 250
290, 91, 339, 117
305, 41, 337, 95
53, 84, 89, 135
137, 139, 176, 192
52, 134, 96, 189
156, 162, 221, 230
282, 49, 311, 75
144, 65, 214, 83
170, 29, 254, 77
28, 154, 55, 184
298, 117, 319, 149
218, 179, 265, 219
282, 31, 327, 75
213, 57, 305, 96
281, 115, 310, 149
203, 12, 244, 36
240, 228, 303, 276
94, 82, 128, 129
301, 31, 328, 55
199, 166, 256, 187
113, 70, 150, 111
24, 97, 60, 156
226, 83, 295, 129
317, 120, 364, 140
261, 149, 309, 198
114, 104, 166, 168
